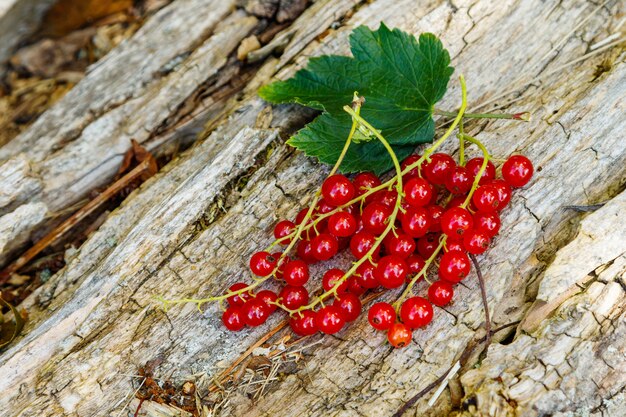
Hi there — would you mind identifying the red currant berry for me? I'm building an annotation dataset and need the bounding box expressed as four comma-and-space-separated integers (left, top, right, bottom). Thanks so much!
256, 290, 278, 313
384, 232, 416, 259
427, 205, 444, 232
241, 298, 270, 326
472, 185, 501, 212
334, 293, 362, 322
322, 174, 355, 206
289, 310, 317, 336
445, 238, 464, 252
439, 250, 471, 283
401, 206, 431, 238
283, 260, 309, 286
403, 177, 434, 207
362, 202, 392, 235
488, 179, 512, 209
463, 230, 490, 255
474, 212, 501, 237
349, 231, 380, 259
274, 220, 295, 244
502, 155, 534, 187
347, 276, 366, 296
445, 166, 472, 195
279, 285, 309, 310
356, 261, 378, 289
401, 154, 421, 179
316, 198, 335, 215
327, 211, 357, 237
374, 190, 398, 208
406, 254, 426, 275
368, 302, 396, 330
417, 233, 440, 258
222, 306, 245, 331
353, 172, 381, 195
249, 251, 276, 276
466, 157, 496, 185
295, 208, 310, 225
441, 207, 474, 238
311, 233, 339, 261
422, 153, 455, 184
297, 239, 317, 264
428, 281, 454, 307
387, 323, 413, 348
446, 195, 477, 212
315, 305, 345, 334
227, 282, 253, 307
374, 255, 408, 289
400, 296, 433, 328
322, 268, 348, 294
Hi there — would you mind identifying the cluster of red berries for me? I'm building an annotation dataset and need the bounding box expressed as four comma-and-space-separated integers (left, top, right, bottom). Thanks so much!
221, 153, 533, 348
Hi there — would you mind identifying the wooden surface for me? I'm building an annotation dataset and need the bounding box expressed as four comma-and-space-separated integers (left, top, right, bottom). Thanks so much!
0, 0, 624, 416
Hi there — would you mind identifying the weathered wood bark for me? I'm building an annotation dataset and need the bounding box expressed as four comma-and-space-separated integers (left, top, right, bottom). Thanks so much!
0, 0, 624, 416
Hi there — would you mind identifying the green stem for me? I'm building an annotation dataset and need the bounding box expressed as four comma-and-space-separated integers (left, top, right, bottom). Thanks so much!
459, 133, 491, 209
434, 108, 530, 121
458, 119, 465, 166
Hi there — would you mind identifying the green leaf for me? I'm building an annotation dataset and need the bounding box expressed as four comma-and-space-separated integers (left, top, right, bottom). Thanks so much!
259, 23, 453, 174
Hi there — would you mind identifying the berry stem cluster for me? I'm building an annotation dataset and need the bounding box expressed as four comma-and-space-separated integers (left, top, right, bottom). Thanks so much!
157, 75, 535, 349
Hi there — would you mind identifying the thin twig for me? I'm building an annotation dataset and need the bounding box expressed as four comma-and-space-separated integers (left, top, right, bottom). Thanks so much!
392, 321, 520, 417
0, 159, 153, 283
469, 253, 491, 353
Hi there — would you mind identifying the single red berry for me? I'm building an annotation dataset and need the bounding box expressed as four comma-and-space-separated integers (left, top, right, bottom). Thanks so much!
466, 157, 496, 185
315, 305, 345, 334
362, 202, 392, 235
401, 154, 421, 179
374, 255, 408, 289
316, 198, 335, 215
472, 185, 501, 212
322, 268, 348, 294
241, 298, 270, 326
445, 238, 464, 253
279, 285, 309, 310
311, 233, 339, 261
334, 293, 362, 322
368, 302, 396, 330
249, 251, 276, 276
502, 155, 534, 187
356, 261, 378, 289
428, 281, 454, 307
406, 254, 426, 276
488, 179, 512, 209
422, 153, 455, 184
427, 205, 444, 232
322, 174, 355, 206
445, 166, 472, 195
289, 310, 318, 336
403, 177, 434, 207
274, 220, 295, 244
441, 207, 474, 238
227, 282, 253, 307
353, 172, 381, 195
297, 239, 317, 264
463, 230, 490, 255
400, 296, 433, 328
327, 211, 357, 237
347, 276, 366, 296
417, 233, 440, 258
374, 190, 398, 208
401, 206, 431, 238
439, 250, 471, 283
283, 260, 310, 286
384, 232, 416, 259
256, 290, 278, 313
295, 208, 310, 225
387, 323, 413, 348
474, 212, 501, 237
350, 231, 380, 259
222, 306, 245, 331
